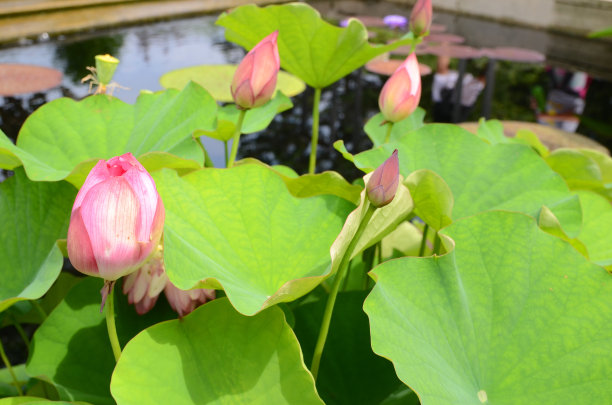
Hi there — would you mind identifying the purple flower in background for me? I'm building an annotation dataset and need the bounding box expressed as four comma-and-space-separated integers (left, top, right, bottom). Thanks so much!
339, 18, 350, 28
384, 15, 408, 30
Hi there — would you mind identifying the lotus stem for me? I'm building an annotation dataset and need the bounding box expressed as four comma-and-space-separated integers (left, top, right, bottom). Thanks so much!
308, 87, 322, 174
418, 223, 429, 256
384, 122, 394, 143
105, 285, 122, 363
311, 203, 376, 380
227, 108, 247, 168
0, 339, 23, 396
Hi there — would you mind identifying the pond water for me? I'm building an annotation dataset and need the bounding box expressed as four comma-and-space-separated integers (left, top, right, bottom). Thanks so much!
0, 5, 610, 176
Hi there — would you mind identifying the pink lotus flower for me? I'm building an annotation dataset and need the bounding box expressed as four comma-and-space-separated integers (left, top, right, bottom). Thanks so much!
231, 31, 280, 109
378, 53, 422, 123
410, 0, 432, 37
366, 149, 399, 208
67, 152, 165, 281
123, 244, 215, 317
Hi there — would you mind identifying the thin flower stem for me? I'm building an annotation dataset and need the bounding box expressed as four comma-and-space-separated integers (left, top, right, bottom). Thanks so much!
418, 223, 429, 256
10, 315, 30, 348
31, 301, 47, 322
105, 286, 122, 363
311, 203, 376, 380
308, 87, 322, 174
224, 141, 229, 167
384, 122, 394, 143
227, 108, 248, 168
0, 339, 23, 396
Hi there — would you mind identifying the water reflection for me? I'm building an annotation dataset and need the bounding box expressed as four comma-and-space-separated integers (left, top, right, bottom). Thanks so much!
54, 35, 124, 83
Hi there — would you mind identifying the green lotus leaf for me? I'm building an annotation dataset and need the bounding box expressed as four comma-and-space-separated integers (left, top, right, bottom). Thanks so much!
351, 124, 578, 231
26, 278, 177, 405
0, 82, 216, 187
216, 2, 415, 89
111, 298, 322, 404
365, 210, 612, 405
546, 148, 612, 200
577, 190, 612, 269
0, 399, 91, 405
404, 169, 453, 231
160, 65, 306, 101
237, 158, 361, 204
0, 169, 76, 312
0, 364, 28, 398
364, 109, 426, 147
153, 165, 354, 316
292, 291, 407, 404
196, 92, 293, 142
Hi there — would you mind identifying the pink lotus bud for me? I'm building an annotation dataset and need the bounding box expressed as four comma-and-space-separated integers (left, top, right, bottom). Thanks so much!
366, 149, 400, 208
123, 243, 214, 317
378, 53, 422, 123
410, 0, 433, 37
230, 31, 280, 109
67, 152, 165, 281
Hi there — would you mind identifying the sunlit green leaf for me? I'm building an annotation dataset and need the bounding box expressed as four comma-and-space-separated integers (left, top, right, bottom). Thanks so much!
364, 109, 425, 147
111, 298, 322, 404
577, 190, 612, 269
154, 165, 354, 315
404, 169, 453, 231
0, 82, 216, 187
216, 3, 415, 88
0, 170, 76, 312
365, 210, 612, 405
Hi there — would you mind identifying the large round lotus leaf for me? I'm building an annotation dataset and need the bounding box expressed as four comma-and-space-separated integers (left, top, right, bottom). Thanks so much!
0, 169, 76, 312
0, 82, 216, 187
26, 278, 177, 405
364, 210, 612, 405
111, 298, 322, 404
153, 165, 354, 316
160, 65, 306, 101
577, 190, 612, 268
352, 124, 579, 232
216, 3, 415, 89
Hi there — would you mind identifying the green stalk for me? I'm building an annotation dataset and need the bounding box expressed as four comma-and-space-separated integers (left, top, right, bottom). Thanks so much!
10, 315, 30, 348
311, 203, 376, 380
384, 122, 394, 143
308, 87, 322, 174
418, 223, 429, 257
227, 108, 248, 168
105, 285, 121, 362
32, 301, 46, 321
0, 339, 23, 396
224, 140, 229, 167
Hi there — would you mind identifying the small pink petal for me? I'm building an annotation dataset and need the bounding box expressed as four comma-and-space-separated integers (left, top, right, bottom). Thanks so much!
67, 207, 99, 276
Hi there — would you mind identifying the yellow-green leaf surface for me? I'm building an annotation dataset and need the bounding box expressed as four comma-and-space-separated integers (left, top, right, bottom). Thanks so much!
365, 210, 612, 405
154, 164, 354, 315
160, 65, 306, 101
111, 298, 323, 404
577, 190, 612, 269
0, 82, 216, 186
0, 170, 76, 312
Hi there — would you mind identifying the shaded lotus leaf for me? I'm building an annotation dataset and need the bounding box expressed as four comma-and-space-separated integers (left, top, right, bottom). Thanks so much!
26, 278, 177, 405
350, 124, 578, 232
577, 190, 612, 269
0, 82, 216, 187
153, 165, 354, 316
364, 109, 426, 147
365, 210, 612, 405
0, 169, 76, 312
111, 298, 322, 404
0, 399, 91, 405
160, 64, 305, 101
0, 365, 28, 398
216, 2, 415, 89
196, 92, 293, 142
292, 291, 405, 405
